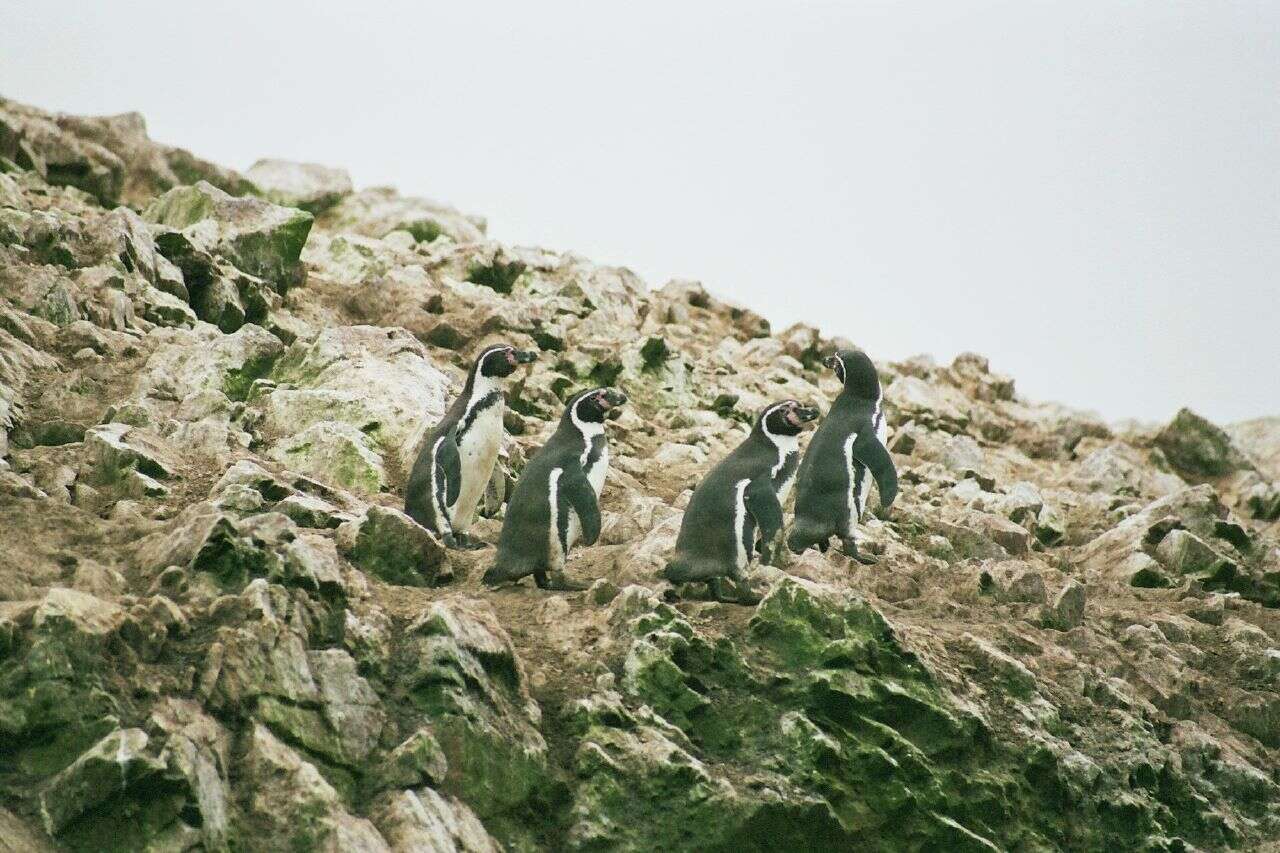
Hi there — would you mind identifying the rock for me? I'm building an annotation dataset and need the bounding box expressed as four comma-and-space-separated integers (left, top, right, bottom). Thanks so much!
139, 323, 285, 403
885, 376, 970, 432
337, 505, 449, 586
371, 788, 499, 853
212, 459, 292, 501
274, 492, 348, 529
378, 729, 449, 790
39, 728, 165, 835
1188, 594, 1227, 626
264, 325, 451, 466
148, 698, 233, 853
81, 423, 180, 486
245, 159, 353, 214
318, 186, 485, 244
0, 100, 125, 203
1155, 408, 1254, 478
1044, 580, 1086, 631
400, 599, 550, 833
1226, 416, 1280, 481
144, 181, 313, 293
240, 724, 389, 851
268, 421, 387, 494
1155, 529, 1236, 583
33, 587, 126, 638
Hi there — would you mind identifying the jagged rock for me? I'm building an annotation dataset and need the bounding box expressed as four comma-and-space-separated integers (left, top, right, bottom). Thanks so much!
33, 587, 126, 637
1156, 408, 1254, 478
1226, 416, 1280, 481
399, 599, 550, 839
144, 180, 313, 293
263, 325, 451, 466
337, 505, 448, 586
1044, 580, 1086, 631
38, 728, 166, 835
240, 724, 389, 851
318, 186, 485, 243
1155, 529, 1236, 581
211, 459, 292, 501
274, 492, 348, 529
268, 420, 387, 494
81, 422, 180, 492
371, 788, 499, 853
0, 99, 125, 203
245, 159, 353, 214
885, 376, 970, 432
148, 698, 233, 852
378, 729, 449, 790
139, 323, 284, 402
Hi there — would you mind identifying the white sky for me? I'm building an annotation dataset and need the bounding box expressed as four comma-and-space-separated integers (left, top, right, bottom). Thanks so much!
4, 1, 1277, 424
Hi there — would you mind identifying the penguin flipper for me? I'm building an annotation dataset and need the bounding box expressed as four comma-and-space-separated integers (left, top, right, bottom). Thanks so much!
744, 477, 784, 546
436, 430, 463, 507
560, 468, 601, 546
852, 432, 898, 511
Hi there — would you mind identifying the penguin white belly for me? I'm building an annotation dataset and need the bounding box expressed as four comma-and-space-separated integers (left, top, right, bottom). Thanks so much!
566, 446, 609, 551
732, 479, 752, 571
843, 432, 861, 536
450, 403, 503, 533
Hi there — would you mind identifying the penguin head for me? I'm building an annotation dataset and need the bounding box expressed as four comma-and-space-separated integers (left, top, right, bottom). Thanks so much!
477, 343, 537, 379
568, 387, 628, 425
824, 349, 880, 398
759, 399, 820, 437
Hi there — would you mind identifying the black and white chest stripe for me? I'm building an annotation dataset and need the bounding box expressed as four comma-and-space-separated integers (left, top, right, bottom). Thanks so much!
759, 402, 802, 500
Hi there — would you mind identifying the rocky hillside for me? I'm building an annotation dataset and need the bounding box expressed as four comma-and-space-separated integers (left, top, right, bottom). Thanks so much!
1, 95, 1279, 852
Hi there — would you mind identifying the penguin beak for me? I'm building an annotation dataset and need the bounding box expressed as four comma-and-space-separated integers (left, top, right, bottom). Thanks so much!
822, 355, 840, 371
513, 349, 538, 364
600, 389, 627, 410
785, 404, 820, 428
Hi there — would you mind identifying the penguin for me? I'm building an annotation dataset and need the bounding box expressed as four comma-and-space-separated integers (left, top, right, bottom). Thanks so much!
405, 343, 537, 549
482, 387, 627, 590
787, 349, 898, 563
663, 400, 819, 604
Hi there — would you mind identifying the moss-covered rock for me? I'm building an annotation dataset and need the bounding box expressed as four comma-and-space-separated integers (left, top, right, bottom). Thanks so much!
337, 505, 448, 586
144, 181, 312, 294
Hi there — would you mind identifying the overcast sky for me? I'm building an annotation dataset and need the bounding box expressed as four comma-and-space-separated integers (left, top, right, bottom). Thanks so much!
4, 1, 1277, 424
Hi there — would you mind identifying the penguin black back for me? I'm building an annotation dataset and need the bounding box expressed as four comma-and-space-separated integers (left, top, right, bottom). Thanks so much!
789, 350, 898, 559
664, 400, 817, 601
484, 387, 627, 589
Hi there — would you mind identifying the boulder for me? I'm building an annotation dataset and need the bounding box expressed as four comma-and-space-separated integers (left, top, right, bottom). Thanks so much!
245, 159, 353, 214
317, 186, 485, 244
1155, 408, 1254, 478
38, 728, 166, 835
144, 181, 312, 290
371, 788, 499, 853
337, 505, 448, 587
138, 323, 285, 403
264, 325, 451, 466
240, 724, 389, 851
1043, 580, 1086, 631
268, 421, 387, 494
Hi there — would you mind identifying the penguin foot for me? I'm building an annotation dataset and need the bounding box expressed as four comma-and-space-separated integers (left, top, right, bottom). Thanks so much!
709, 578, 761, 606
536, 571, 587, 591
840, 538, 878, 565
452, 533, 489, 551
